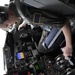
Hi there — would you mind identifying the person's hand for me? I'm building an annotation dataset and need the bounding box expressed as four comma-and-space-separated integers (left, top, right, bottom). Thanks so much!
61, 46, 72, 59
18, 21, 26, 30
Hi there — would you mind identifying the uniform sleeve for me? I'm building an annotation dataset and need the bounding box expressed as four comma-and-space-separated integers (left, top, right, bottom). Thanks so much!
53, 16, 68, 29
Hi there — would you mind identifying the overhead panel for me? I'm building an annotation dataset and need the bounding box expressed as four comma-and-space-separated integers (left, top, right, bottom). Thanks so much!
34, 0, 75, 15
21, 0, 44, 8
22, 0, 75, 15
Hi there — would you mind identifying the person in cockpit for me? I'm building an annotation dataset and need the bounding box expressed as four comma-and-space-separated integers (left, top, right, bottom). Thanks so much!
0, 2, 72, 59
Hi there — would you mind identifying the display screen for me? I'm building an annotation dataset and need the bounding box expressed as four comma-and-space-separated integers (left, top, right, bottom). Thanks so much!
16, 52, 25, 59
33, 13, 41, 23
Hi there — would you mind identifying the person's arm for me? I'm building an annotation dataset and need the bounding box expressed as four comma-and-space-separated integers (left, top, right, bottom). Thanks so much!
18, 20, 26, 30
61, 20, 72, 59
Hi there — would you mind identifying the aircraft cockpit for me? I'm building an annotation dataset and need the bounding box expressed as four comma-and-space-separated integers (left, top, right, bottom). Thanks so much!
0, 0, 75, 75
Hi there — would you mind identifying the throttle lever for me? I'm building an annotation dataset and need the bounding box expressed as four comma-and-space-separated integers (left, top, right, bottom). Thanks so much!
66, 57, 74, 66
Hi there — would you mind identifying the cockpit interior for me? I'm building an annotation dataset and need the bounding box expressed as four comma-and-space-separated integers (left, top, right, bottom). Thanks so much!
0, 0, 75, 75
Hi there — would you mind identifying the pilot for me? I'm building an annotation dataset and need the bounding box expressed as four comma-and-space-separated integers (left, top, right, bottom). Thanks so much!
0, 2, 72, 59
19, 17, 72, 60
0, 3, 19, 28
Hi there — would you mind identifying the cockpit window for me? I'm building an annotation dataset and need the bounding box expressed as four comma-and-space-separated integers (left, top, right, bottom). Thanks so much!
0, 0, 10, 6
